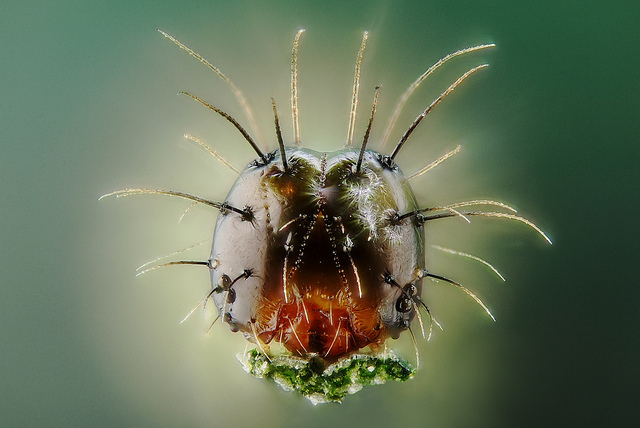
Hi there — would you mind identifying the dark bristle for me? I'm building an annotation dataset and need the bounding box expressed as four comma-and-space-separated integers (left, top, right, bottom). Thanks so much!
272, 98, 289, 172
100, 188, 253, 220
389, 64, 488, 160
180, 91, 268, 164
356, 86, 380, 173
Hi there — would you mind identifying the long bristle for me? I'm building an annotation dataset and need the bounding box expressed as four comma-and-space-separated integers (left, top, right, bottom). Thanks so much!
407, 326, 420, 369
357, 86, 380, 173
180, 296, 206, 325
135, 260, 210, 277
405, 145, 462, 181
271, 98, 288, 172
427, 273, 496, 322
157, 29, 268, 150
390, 64, 489, 160
136, 239, 209, 272
180, 91, 268, 164
415, 210, 553, 245
206, 315, 220, 334
442, 199, 517, 213
99, 188, 253, 220
413, 300, 427, 339
291, 29, 305, 146
380, 43, 495, 149
346, 31, 369, 147
432, 245, 505, 281
183, 133, 240, 174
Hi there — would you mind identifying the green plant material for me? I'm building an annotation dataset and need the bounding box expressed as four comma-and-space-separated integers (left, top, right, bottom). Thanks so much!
238, 349, 416, 404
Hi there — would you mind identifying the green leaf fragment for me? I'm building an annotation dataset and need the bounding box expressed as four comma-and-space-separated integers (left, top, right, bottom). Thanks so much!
237, 350, 416, 404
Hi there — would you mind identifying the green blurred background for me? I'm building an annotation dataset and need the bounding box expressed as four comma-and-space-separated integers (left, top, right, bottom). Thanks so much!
1, 0, 638, 426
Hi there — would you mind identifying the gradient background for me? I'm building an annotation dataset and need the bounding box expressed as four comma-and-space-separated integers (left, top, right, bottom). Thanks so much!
2, 0, 638, 426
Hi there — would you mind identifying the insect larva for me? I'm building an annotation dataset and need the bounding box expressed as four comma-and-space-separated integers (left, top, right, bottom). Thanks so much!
101, 29, 551, 404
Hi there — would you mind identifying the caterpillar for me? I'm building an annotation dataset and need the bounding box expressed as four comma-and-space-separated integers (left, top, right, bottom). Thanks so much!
101, 29, 551, 404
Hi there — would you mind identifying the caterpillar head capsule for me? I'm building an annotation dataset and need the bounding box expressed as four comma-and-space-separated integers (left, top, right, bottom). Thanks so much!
211, 148, 422, 359
101, 29, 551, 403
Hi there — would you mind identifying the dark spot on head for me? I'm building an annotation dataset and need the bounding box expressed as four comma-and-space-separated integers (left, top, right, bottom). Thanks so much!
218, 274, 232, 291
387, 211, 402, 226
224, 313, 239, 332
226, 288, 236, 304
404, 284, 417, 297
395, 295, 412, 313
383, 273, 395, 285
250, 151, 276, 167
376, 154, 398, 171
241, 206, 255, 222
414, 213, 426, 226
